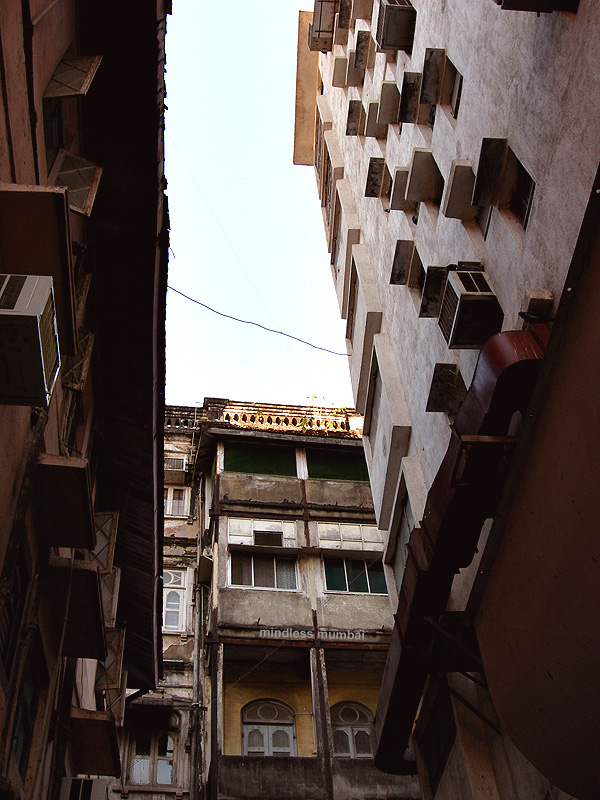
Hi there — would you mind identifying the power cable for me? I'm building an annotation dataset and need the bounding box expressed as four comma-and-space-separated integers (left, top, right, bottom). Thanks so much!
167, 284, 348, 356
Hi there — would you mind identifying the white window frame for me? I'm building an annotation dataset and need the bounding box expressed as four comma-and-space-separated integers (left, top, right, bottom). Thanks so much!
164, 486, 190, 518
241, 701, 297, 757
228, 552, 298, 591
331, 702, 373, 759
162, 569, 188, 632
130, 731, 178, 786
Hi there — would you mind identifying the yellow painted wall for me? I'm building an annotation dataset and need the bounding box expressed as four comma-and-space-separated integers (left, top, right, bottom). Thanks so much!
223, 666, 315, 757
326, 666, 383, 718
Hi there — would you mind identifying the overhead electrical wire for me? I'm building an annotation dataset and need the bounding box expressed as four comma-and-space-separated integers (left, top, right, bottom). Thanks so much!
167, 285, 348, 356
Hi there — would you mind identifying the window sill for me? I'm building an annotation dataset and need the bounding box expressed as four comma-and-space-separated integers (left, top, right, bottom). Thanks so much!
323, 590, 388, 597
122, 787, 187, 795
227, 584, 299, 593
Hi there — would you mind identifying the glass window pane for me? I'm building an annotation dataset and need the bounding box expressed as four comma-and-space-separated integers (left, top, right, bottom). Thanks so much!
367, 561, 388, 594
132, 757, 150, 784
248, 728, 264, 747
253, 556, 275, 588
135, 734, 151, 756
339, 705, 360, 724
164, 570, 183, 586
355, 729, 372, 755
157, 734, 174, 757
156, 759, 173, 784
171, 489, 186, 516
164, 611, 179, 629
324, 558, 347, 591
231, 554, 252, 585
246, 726, 265, 755
333, 729, 350, 755
271, 729, 290, 749
276, 559, 297, 590
346, 561, 368, 593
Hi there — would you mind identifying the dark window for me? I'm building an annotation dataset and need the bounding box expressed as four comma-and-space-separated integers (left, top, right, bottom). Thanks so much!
440, 58, 463, 120
324, 558, 387, 594
500, 148, 535, 230
12, 639, 47, 777
306, 447, 369, 482
418, 685, 456, 795
254, 531, 283, 547
509, 157, 535, 229
346, 263, 359, 343
224, 442, 297, 477
42, 98, 63, 172
230, 553, 297, 590
368, 366, 382, 444
0, 548, 29, 679
475, 204, 493, 239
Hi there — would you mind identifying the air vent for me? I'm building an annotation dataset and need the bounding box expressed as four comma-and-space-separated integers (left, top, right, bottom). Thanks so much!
375, 0, 417, 52
438, 270, 503, 349
0, 274, 60, 406
254, 531, 283, 547
165, 456, 186, 471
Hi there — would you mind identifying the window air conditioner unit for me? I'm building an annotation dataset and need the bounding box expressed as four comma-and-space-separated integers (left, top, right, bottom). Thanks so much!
60, 778, 108, 800
0, 274, 60, 406
375, 0, 417, 52
438, 270, 503, 349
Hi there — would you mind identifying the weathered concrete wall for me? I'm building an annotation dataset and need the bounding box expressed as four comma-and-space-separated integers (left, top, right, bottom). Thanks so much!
332, 759, 420, 800
219, 473, 304, 511
305, 478, 374, 513
218, 587, 314, 629
219, 756, 326, 799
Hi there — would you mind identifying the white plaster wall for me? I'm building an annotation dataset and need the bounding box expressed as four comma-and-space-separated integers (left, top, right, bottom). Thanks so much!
316, 0, 600, 500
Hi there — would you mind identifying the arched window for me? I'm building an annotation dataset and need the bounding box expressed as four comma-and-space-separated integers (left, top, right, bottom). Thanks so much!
241, 700, 296, 757
330, 702, 373, 758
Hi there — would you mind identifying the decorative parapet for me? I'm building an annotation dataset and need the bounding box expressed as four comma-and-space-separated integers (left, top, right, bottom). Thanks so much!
220, 401, 362, 437
165, 400, 364, 437
165, 405, 206, 431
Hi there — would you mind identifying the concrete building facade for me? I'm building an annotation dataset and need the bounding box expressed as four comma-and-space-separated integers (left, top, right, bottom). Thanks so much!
294, 2, 600, 800
117, 401, 420, 800
0, 3, 168, 800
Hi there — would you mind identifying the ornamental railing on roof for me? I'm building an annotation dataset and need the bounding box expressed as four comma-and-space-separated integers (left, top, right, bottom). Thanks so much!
165, 401, 364, 436
220, 401, 363, 436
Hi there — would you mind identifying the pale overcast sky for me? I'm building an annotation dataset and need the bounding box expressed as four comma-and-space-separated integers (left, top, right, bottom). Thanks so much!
164, 2, 354, 410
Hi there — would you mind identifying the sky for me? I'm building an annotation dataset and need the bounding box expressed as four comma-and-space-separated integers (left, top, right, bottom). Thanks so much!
164, 1, 354, 410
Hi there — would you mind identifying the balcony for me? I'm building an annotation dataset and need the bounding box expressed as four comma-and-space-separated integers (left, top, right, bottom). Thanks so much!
46, 555, 106, 660
34, 454, 95, 549
216, 755, 418, 800
218, 756, 325, 800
